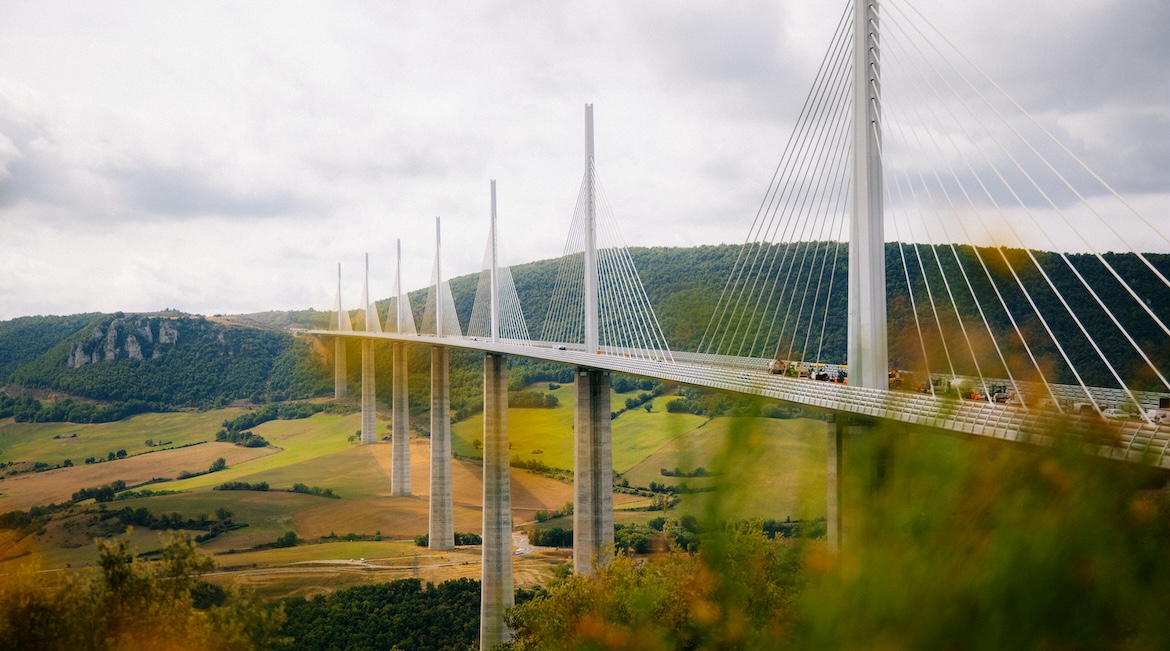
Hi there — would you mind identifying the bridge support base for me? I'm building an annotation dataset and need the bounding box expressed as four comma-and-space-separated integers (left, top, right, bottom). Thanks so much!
480, 353, 513, 650
392, 342, 411, 496
828, 415, 890, 553
360, 341, 376, 444
334, 338, 347, 399
826, 416, 842, 553
429, 346, 454, 551
574, 368, 614, 575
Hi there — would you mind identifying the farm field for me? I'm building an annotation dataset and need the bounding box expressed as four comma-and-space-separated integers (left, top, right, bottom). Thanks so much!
623, 416, 828, 522
0, 392, 826, 598
0, 408, 248, 469
451, 384, 707, 472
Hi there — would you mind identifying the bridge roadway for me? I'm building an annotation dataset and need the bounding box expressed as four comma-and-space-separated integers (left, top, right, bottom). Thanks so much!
306, 330, 1170, 470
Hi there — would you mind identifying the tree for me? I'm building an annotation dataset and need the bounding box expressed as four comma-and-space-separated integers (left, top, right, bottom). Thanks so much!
215, 507, 234, 522
209, 457, 226, 473
0, 530, 284, 650
507, 524, 801, 650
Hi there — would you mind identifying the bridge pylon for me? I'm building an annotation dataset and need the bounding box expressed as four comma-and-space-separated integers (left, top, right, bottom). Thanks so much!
360, 254, 377, 445
430, 218, 455, 550
847, 0, 888, 390
571, 105, 616, 574
391, 241, 411, 496
333, 263, 349, 399
480, 352, 513, 649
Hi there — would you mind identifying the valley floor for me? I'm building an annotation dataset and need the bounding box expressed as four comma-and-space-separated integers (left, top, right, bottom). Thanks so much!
0, 390, 826, 599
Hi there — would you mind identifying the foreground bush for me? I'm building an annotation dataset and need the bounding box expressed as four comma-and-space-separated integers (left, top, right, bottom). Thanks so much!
0, 530, 283, 651
505, 416, 1170, 650
507, 524, 802, 650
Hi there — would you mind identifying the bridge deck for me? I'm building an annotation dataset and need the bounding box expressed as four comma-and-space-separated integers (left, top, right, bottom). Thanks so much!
306, 330, 1170, 471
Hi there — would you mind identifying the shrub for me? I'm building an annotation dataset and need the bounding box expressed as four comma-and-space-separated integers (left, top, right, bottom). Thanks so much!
291, 483, 338, 498
215, 481, 269, 492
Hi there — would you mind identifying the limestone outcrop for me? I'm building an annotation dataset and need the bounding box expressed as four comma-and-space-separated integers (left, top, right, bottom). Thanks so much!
66, 316, 184, 369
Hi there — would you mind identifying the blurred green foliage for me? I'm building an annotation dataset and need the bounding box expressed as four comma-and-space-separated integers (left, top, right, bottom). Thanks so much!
0, 530, 283, 651
504, 415, 1170, 650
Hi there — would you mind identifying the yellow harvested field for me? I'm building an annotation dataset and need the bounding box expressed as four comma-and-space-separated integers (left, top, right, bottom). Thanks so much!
208, 545, 567, 600
0, 442, 274, 510
293, 438, 639, 537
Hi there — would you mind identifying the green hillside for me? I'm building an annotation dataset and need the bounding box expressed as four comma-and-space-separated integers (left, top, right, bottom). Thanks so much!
0, 313, 102, 379
3, 313, 331, 417
2, 243, 1169, 423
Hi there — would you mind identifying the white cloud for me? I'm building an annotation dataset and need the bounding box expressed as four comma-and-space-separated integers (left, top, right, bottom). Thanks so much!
0, 0, 1165, 320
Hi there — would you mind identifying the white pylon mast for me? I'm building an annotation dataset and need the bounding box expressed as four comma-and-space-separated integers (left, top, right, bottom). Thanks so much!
848, 0, 888, 390
490, 180, 500, 343
363, 253, 370, 331
395, 239, 404, 333
435, 217, 443, 338
583, 104, 599, 354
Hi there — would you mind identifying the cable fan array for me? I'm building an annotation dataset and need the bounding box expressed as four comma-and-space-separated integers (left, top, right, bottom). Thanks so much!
420, 253, 462, 339
383, 242, 418, 335
541, 168, 674, 362
701, 0, 1170, 416
881, 0, 1170, 415
698, 4, 854, 369
468, 222, 531, 343
359, 254, 381, 333
331, 264, 355, 332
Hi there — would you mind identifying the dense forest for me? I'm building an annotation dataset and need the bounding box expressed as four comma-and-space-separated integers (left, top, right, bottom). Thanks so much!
276, 578, 486, 651
0, 313, 102, 379
2, 244, 1167, 421
2, 313, 331, 415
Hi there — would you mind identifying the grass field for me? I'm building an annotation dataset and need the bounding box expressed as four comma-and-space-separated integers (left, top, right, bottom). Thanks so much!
0, 441, 275, 511
451, 383, 577, 467
624, 416, 827, 522
157, 412, 363, 492
0, 408, 248, 467
0, 391, 827, 599
451, 385, 707, 473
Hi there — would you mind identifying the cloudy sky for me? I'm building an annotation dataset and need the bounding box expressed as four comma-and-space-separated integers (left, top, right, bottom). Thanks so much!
0, 0, 1165, 321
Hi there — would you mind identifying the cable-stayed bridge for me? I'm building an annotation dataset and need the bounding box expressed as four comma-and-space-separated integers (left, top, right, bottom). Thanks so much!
304, 2, 1169, 647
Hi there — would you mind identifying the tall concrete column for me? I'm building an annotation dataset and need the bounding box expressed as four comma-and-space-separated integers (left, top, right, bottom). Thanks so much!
583, 105, 599, 354
826, 415, 842, 553
848, 0, 888, 389
574, 368, 614, 575
360, 340, 376, 444
480, 352, 513, 650
392, 341, 411, 496
334, 338, 347, 399
429, 345, 454, 550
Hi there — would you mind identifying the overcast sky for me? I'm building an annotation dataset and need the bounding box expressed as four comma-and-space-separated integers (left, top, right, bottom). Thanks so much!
0, 0, 1166, 321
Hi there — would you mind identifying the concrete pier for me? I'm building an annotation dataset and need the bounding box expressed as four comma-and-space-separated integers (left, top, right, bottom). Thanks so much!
826, 415, 841, 553
429, 346, 454, 551
334, 338, 347, 399
360, 340, 376, 444
573, 368, 614, 575
480, 353, 513, 650
391, 341, 411, 496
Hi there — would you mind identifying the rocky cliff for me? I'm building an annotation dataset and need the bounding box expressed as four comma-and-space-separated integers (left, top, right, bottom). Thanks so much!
67, 316, 182, 367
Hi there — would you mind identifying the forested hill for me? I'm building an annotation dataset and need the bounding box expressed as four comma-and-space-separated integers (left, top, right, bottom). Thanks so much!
3, 313, 330, 414
2, 243, 1168, 419
0, 313, 102, 379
